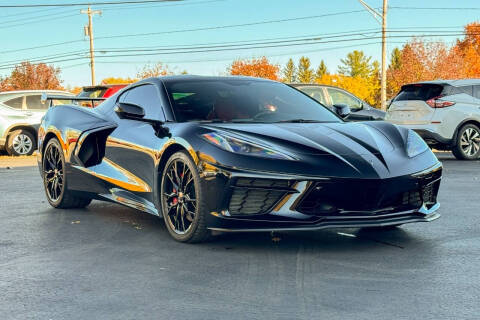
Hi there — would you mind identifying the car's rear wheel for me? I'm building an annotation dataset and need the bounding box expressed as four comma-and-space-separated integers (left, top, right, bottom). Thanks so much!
43, 138, 92, 208
452, 124, 480, 160
160, 151, 210, 243
7, 129, 36, 156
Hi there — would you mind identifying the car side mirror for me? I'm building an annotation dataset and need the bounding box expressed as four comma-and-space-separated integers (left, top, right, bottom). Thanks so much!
332, 103, 351, 118
115, 102, 145, 120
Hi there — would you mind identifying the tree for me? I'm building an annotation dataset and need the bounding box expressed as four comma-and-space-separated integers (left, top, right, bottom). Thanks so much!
390, 47, 402, 70
228, 56, 280, 80
297, 56, 314, 83
101, 77, 137, 85
137, 62, 172, 79
315, 60, 328, 80
282, 58, 297, 82
338, 50, 372, 78
387, 39, 463, 98
455, 22, 480, 77
0, 61, 63, 91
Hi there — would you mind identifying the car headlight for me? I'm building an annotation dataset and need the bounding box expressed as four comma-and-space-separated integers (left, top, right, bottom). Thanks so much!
201, 132, 295, 160
406, 130, 429, 157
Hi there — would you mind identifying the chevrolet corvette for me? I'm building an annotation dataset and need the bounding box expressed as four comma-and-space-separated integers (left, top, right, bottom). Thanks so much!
38, 76, 442, 242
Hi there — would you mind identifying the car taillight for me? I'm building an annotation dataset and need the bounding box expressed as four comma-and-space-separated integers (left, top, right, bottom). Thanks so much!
426, 95, 456, 108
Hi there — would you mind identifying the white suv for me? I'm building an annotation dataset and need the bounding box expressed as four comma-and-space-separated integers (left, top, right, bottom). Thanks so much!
386, 80, 480, 160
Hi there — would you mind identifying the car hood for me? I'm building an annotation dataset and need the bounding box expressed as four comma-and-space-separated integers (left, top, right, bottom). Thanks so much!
196, 121, 437, 179
202, 121, 402, 157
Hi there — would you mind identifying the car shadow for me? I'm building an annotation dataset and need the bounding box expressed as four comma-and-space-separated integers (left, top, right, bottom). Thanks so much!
73, 201, 432, 253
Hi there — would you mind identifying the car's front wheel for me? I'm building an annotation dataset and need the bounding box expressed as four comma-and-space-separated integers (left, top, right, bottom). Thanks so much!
43, 138, 92, 208
160, 151, 210, 243
452, 123, 480, 160
7, 129, 36, 156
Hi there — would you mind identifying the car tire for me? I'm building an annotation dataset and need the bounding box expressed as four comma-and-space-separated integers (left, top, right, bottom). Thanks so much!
6, 129, 36, 156
452, 123, 480, 160
43, 138, 92, 209
160, 150, 211, 243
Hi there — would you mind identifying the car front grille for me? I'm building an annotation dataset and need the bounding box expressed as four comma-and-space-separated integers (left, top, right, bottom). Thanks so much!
228, 178, 292, 215
296, 171, 441, 216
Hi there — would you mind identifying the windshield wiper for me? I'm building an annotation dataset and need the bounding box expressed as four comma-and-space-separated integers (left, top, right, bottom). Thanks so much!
274, 119, 323, 123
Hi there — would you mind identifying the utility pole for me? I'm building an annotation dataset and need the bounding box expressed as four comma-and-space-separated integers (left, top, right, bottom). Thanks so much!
358, 0, 388, 111
381, 0, 388, 111
81, 6, 101, 86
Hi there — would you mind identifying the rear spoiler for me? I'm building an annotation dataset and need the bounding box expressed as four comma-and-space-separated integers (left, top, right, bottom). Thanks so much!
41, 93, 106, 107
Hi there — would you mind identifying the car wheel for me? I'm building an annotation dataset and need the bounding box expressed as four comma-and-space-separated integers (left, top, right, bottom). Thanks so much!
43, 138, 92, 209
452, 124, 480, 160
7, 129, 36, 156
160, 150, 210, 243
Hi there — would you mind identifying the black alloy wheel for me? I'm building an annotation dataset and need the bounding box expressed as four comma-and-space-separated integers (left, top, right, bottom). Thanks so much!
160, 151, 210, 242
43, 138, 91, 208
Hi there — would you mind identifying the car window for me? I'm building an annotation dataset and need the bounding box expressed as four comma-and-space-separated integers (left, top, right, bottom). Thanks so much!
118, 84, 165, 120
296, 87, 327, 105
326, 88, 362, 110
78, 89, 106, 98
164, 80, 341, 123
393, 84, 443, 101
26, 95, 49, 110
474, 86, 480, 99
3, 96, 24, 109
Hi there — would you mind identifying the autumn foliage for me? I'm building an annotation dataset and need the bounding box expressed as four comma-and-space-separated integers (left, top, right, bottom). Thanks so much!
101, 77, 138, 85
228, 56, 280, 80
0, 61, 63, 91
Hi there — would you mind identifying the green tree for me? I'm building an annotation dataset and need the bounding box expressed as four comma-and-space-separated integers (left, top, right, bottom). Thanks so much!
338, 50, 372, 78
297, 56, 314, 83
282, 58, 297, 82
390, 47, 402, 70
315, 60, 328, 79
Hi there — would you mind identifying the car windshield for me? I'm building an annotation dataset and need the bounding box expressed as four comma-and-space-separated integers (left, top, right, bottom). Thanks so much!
164, 79, 341, 123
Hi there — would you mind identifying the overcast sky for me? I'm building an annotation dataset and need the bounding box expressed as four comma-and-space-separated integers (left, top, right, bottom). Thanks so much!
1, 0, 480, 87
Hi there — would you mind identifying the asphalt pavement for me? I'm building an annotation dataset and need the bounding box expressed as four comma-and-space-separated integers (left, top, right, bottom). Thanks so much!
0, 153, 479, 320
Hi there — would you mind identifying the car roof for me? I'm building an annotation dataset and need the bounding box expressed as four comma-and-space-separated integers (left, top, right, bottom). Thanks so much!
0, 89, 73, 95
408, 79, 480, 87
0, 90, 73, 101
290, 83, 354, 90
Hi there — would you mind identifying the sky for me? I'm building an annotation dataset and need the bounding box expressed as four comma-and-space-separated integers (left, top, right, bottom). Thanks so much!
1, 0, 480, 87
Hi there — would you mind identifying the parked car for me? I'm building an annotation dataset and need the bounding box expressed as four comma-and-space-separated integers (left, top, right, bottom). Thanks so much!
386, 80, 480, 160
291, 83, 386, 121
0, 90, 74, 156
78, 84, 127, 101
38, 76, 441, 243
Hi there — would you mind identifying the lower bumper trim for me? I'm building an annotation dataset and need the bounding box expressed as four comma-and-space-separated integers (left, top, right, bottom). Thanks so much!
208, 203, 440, 232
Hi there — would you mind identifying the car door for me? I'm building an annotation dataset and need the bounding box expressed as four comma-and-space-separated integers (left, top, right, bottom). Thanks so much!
95, 83, 168, 210
325, 87, 375, 121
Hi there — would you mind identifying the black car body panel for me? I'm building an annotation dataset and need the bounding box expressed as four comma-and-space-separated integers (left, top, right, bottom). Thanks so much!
38, 76, 441, 233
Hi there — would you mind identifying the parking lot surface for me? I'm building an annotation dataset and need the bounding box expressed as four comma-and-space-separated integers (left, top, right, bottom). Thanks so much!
0, 153, 479, 320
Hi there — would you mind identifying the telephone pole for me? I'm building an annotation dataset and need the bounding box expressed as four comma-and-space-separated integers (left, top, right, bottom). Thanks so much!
381, 0, 388, 111
81, 6, 101, 86
358, 0, 388, 111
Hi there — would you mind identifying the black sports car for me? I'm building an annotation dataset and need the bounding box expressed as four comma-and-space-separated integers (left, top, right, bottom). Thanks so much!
38, 76, 442, 243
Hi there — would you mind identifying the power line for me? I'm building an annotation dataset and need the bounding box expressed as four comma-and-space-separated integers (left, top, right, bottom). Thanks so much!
0, 0, 183, 8
1, 31, 476, 69
390, 6, 480, 10
93, 10, 368, 41
0, 30, 474, 67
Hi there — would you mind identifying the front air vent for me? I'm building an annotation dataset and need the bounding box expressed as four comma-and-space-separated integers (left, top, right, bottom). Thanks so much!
235, 178, 291, 188
229, 188, 286, 215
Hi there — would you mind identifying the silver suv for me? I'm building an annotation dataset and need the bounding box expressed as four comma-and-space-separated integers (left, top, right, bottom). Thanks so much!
0, 90, 73, 156
386, 80, 480, 160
